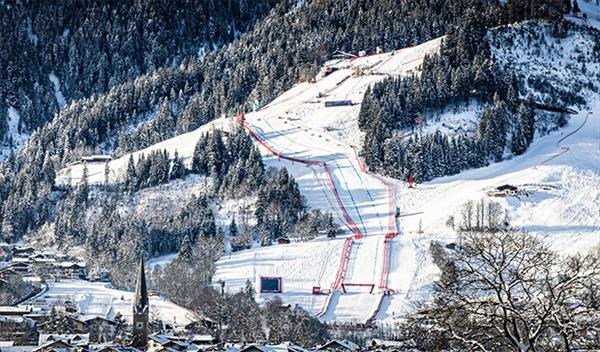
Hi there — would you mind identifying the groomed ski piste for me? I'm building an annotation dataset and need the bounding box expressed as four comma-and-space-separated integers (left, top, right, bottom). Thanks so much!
55, 19, 600, 325
55, 38, 443, 324
217, 38, 443, 324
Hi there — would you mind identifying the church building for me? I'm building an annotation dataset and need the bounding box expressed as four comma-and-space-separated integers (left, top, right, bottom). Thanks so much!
131, 258, 149, 349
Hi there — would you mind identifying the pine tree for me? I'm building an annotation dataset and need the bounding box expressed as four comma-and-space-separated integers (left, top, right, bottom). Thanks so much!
77, 162, 89, 204
170, 150, 186, 180
125, 155, 137, 193
229, 218, 238, 238
192, 134, 208, 174
325, 213, 338, 238
103, 161, 111, 190
178, 235, 194, 263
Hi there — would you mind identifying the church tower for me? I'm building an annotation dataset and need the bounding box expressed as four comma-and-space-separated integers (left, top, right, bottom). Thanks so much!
131, 257, 149, 349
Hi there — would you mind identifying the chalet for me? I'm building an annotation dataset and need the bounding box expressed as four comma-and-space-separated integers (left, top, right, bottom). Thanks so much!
32, 340, 74, 352
275, 237, 291, 245
63, 316, 88, 334
318, 340, 362, 351
496, 184, 518, 192
487, 184, 519, 197
239, 344, 309, 352
8, 262, 32, 275
239, 345, 278, 352
365, 339, 404, 351
82, 316, 117, 343
38, 334, 89, 348
54, 262, 86, 279
12, 247, 34, 258
148, 334, 190, 352
188, 335, 217, 347
35, 334, 88, 352
95, 346, 142, 352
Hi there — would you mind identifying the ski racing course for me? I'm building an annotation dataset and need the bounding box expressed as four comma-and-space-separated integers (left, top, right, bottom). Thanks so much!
216, 38, 443, 324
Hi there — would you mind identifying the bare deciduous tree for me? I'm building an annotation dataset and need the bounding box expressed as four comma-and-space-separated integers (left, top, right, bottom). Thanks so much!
458, 199, 508, 232
411, 231, 600, 351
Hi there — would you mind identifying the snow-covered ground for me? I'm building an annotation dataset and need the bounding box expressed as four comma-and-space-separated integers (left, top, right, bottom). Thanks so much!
55, 22, 600, 324
56, 117, 234, 185
215, 24, 599, 324
1, 107, 30, 161
216, 38, 443, 323
215, 236, 344, 316
49, 73, 67, 109
29, 280, 197, 329
567, 0, 600, 30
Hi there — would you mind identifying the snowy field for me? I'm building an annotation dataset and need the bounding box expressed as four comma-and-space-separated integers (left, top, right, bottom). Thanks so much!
214, 236, 344, 316
30, 280, 198, 329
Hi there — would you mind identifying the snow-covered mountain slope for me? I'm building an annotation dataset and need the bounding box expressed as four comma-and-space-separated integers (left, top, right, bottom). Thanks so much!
214, 38, 443, 323
281, 37, 443, 147
59, 21, 598, 325
215, 23, 599, 324
378, 21, 600, 319
56, 117, 233, 185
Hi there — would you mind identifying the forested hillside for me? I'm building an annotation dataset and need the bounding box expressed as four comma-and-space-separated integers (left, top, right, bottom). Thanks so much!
0, 0, 598, 345
360, 17, 600, 182
0, 0, 279, 155
0, 0, 566, 244
47, 125, 316, 287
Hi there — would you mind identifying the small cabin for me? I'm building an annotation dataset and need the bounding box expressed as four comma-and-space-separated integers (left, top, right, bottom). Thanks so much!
319, 340, 362, 351
12, 247, 35, 257
275, 237, 291, 245
496, 184, 518, 192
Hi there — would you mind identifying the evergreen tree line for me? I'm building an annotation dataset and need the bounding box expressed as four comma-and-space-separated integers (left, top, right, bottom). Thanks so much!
371, 96, 536, 182
359, 9, 572, 182
0, 0, 567, 242
191, 126, 265, 197
123, 149, 186, 193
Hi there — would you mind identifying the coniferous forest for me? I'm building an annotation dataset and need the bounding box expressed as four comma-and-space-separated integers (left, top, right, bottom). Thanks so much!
0, 0, 598, 347
359, 10, 596, 182
0, 0, 570, 243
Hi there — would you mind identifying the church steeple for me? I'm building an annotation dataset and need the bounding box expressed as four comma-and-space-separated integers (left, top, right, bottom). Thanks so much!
131, 257, 149, 349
